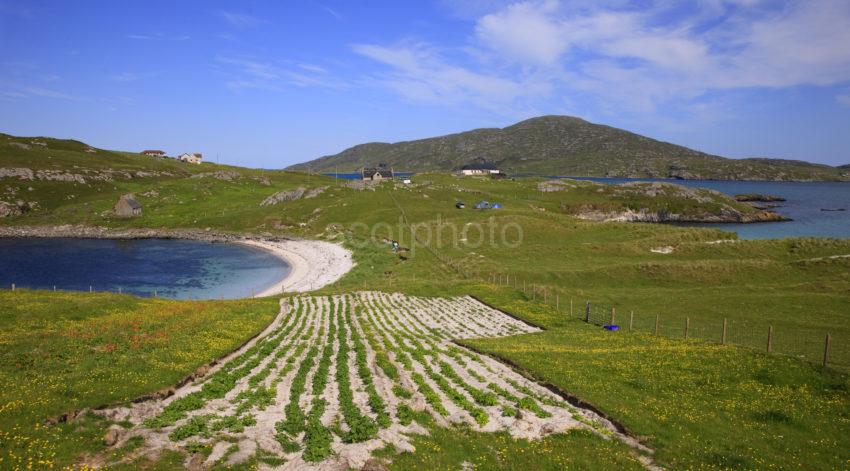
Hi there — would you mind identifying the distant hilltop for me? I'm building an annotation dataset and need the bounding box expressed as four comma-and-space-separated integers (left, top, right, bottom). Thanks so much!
289, 116, 850, 182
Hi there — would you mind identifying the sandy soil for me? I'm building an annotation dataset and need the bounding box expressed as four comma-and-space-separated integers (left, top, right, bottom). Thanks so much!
241, 239, 354, 296
97, 292, 654, 470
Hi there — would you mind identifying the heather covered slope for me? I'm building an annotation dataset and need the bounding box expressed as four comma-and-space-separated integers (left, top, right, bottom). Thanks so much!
290, 116, 848, 181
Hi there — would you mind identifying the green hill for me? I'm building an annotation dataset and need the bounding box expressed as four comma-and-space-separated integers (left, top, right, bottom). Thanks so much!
289, 116, 847, 181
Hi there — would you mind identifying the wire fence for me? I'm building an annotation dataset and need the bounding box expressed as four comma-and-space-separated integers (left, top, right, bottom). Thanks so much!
476, 271, 846, 371
385, 192, 847, 372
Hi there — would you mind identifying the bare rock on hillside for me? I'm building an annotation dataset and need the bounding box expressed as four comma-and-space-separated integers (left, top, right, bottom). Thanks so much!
190, 170, 241, 181
0, 200, 38, 217
0, 168, 35, 180
9, 142, 30, 150
252, 175, 272, 186
260, 187, 306, 206
344, 180, 378, 191
35, 170, 87, 184
0, 201, 19, 217
305, 186, 328, 198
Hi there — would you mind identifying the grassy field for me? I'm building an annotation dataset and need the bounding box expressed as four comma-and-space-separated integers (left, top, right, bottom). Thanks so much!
461, 288, 850, 470
0, 290, 278, 470
2, 138, 850, 469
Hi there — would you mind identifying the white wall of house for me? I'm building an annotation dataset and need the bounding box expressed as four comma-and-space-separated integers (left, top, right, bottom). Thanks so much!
178, 153, 202, 164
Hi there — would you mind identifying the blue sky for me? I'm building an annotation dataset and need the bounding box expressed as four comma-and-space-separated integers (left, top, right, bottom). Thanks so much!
1, 0, 849, 168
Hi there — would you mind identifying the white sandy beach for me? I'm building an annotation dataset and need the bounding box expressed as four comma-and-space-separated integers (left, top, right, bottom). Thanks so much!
239, 239, 353, 297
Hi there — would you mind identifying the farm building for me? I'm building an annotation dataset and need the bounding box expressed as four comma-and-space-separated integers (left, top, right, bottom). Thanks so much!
141, 150, 166, 157
361, 165, 394, 181
458, 158, 500, 176
178, 152, 203, 164
114, 194, 142, 218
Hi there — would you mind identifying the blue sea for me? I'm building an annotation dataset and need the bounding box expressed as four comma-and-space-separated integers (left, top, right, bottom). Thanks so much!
0, 238, 290, 299
323, 172, 414, 180
565, 177, 850, 239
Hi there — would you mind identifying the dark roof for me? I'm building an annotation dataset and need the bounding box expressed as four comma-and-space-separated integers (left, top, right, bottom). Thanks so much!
461, 162, 498, 171
142, 149, 166, 154
362, 167, 394, 178
121, 197, 141, 209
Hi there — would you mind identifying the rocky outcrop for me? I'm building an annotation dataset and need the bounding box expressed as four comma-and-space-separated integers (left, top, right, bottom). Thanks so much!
0, 167, 177, 183
734, 193, 786, 202
260, 187, 306, 206
0, 168, 35, 180
567, 205, 788, 223
305, 186, 328, 198
0, 200, 39, 218
190, 170, 241, 181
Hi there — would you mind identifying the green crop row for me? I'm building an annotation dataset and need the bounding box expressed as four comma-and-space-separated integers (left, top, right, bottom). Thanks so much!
336, 296, 379, 442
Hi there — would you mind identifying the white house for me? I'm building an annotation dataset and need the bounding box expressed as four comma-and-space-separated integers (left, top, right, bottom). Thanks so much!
178, 152, 203, 164
458, 160, 499, 175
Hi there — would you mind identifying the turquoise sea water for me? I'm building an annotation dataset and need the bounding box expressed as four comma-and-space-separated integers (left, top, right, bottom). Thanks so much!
0, 238, 290, 299
565, 177, 850, 240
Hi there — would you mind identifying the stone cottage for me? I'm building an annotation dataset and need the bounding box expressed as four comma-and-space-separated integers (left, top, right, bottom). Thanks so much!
114, 194, 142, 217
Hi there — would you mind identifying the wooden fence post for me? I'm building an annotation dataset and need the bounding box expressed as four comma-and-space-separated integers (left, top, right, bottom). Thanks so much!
629, 311, 634, 331
823, 334, 831, 367
89, 285, 93, 293
556, 294, 560, 310
722, 318, 728, 345
654, 314, 659, 336
53, 285, 56, 292
570, 298, 573, 317
585, 302, 590, 323
11, 283, 15, 291
684, 317, 690, 339
767, 325, 773, 353
610, 307, 616, 325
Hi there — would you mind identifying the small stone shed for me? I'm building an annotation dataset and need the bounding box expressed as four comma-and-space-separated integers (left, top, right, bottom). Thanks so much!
114, 194, 142, 217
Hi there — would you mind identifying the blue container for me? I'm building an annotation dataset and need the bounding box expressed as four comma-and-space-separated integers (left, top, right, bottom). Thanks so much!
603, 325, 620, 331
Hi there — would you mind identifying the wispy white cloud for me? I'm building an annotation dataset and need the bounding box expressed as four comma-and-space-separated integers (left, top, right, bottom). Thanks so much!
298, 63, 327, 73
215, 56, 348, 91
353, 0, 850, 117
351, 42, 548, 113
218, 10, 265, 28
317, 4, 342, 20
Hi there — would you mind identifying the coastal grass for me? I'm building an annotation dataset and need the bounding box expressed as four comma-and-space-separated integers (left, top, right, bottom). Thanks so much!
374, 411, 645, 471
0, 289, 278, 469
461, 290, 850, 470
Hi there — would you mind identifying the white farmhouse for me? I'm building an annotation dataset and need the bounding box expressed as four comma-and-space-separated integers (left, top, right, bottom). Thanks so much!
178, 152, 203, 164
458, 158, 500, 176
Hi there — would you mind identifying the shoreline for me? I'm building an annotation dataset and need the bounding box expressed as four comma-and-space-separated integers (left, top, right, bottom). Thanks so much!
237, 239, 353, 297
0, 225, 354, 298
